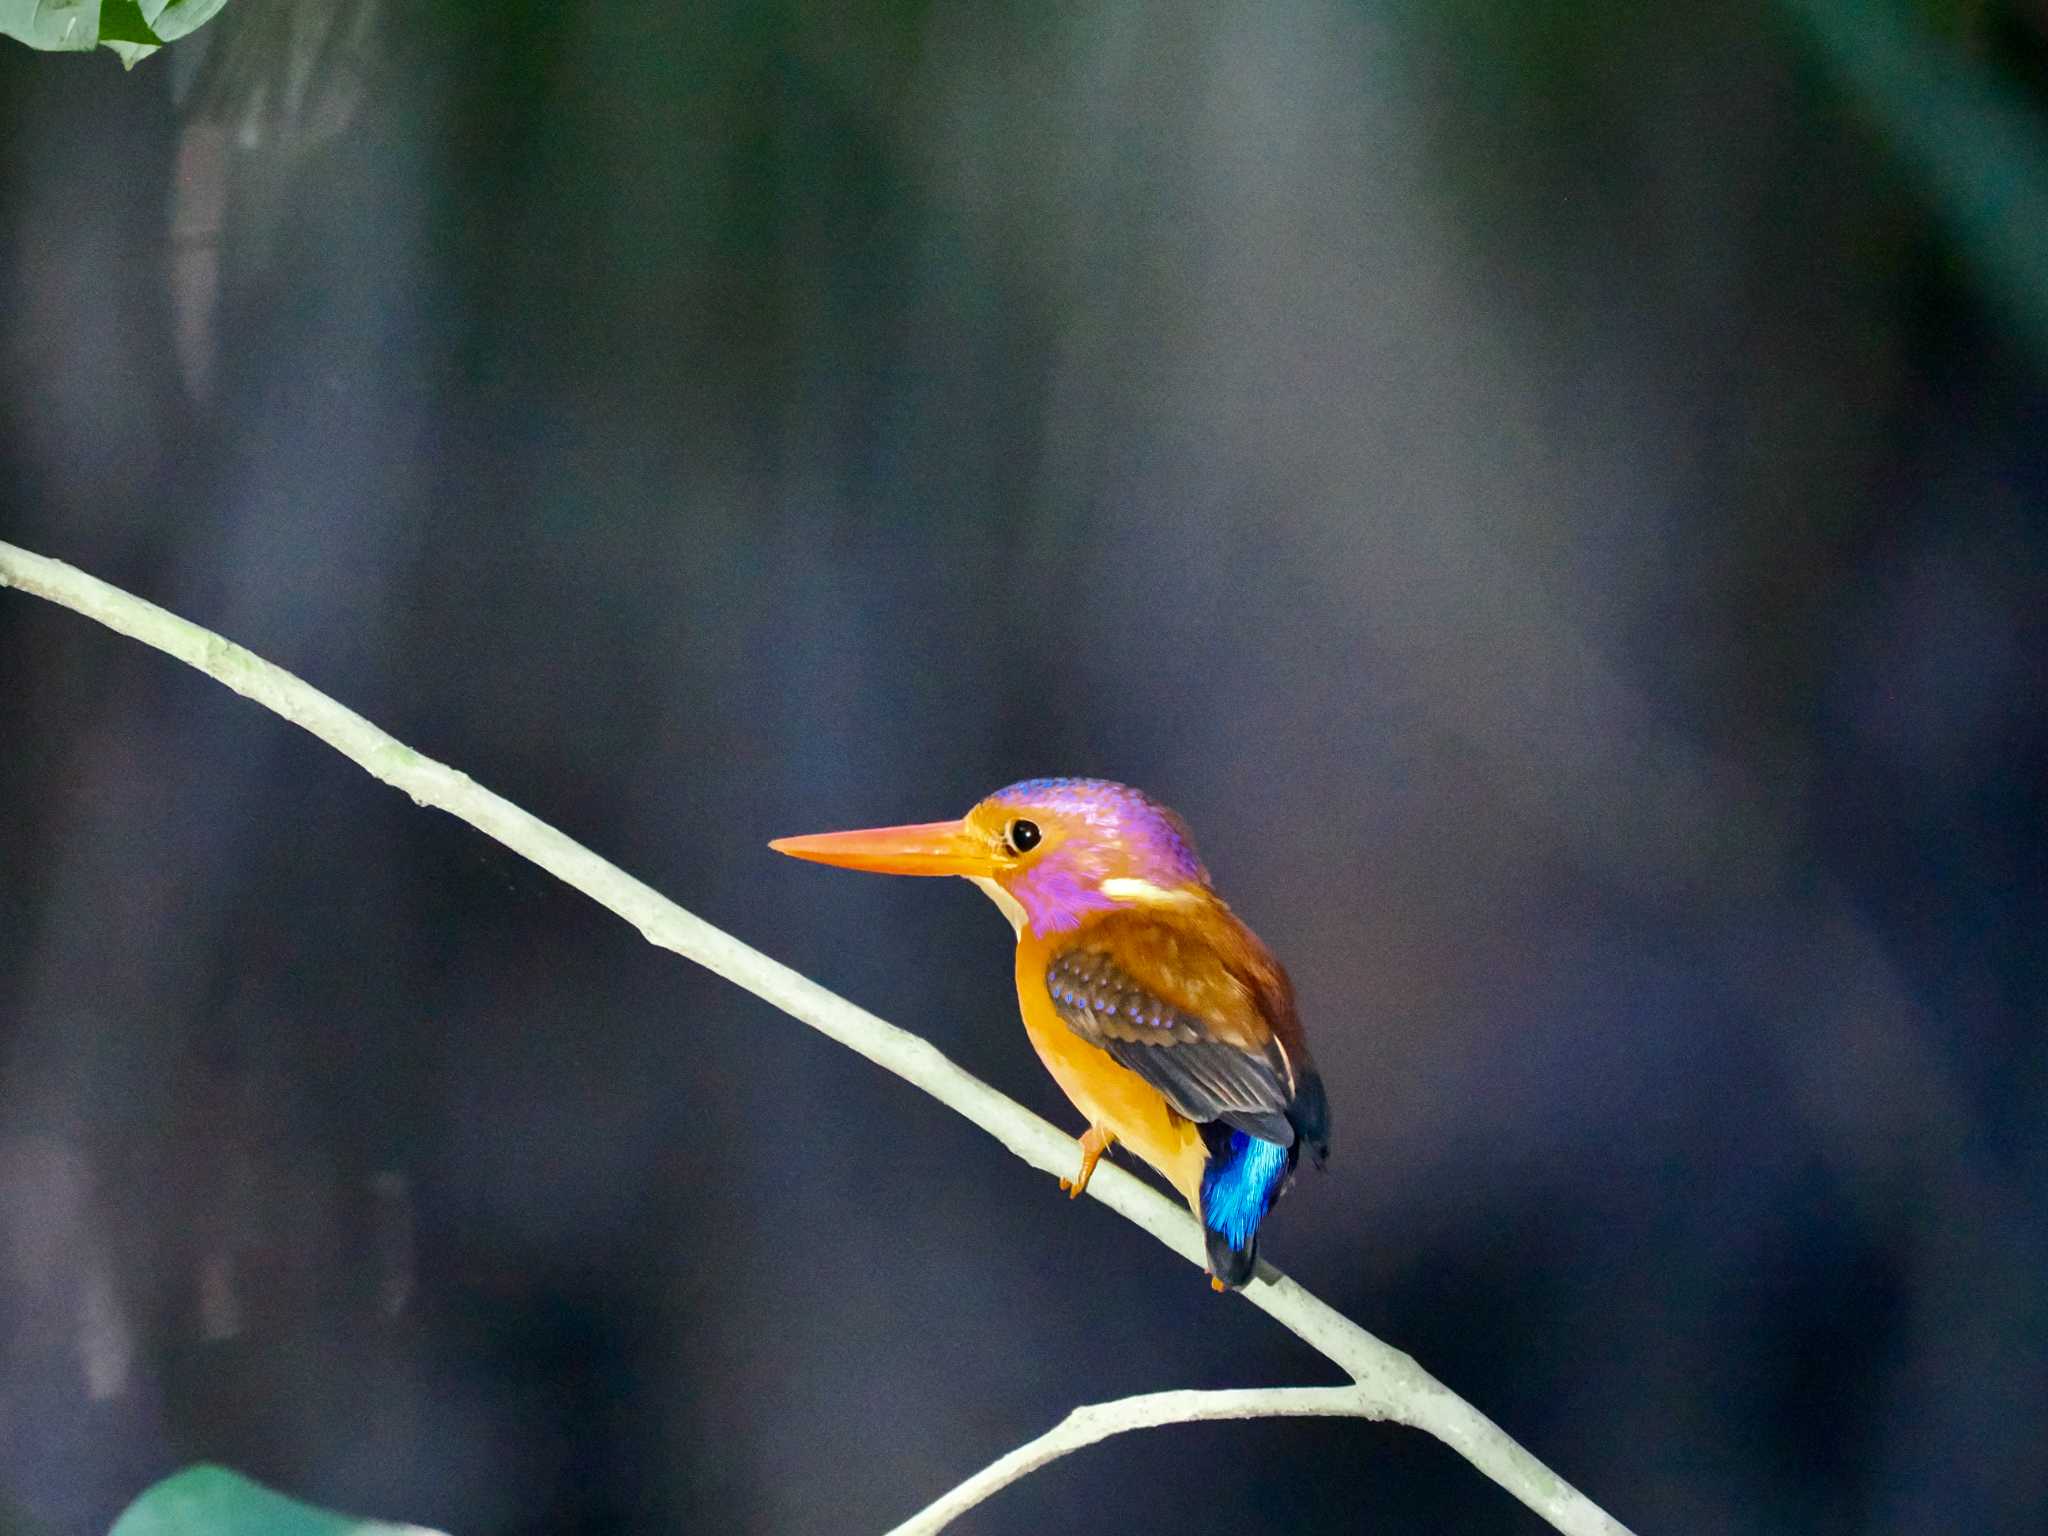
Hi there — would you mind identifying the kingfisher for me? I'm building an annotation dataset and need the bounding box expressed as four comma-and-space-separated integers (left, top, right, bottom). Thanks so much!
771, 777, 1328, 1289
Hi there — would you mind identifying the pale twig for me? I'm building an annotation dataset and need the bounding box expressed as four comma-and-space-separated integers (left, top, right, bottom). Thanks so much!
0, 539, 1634, 1536
885, 1387, 1376, 1536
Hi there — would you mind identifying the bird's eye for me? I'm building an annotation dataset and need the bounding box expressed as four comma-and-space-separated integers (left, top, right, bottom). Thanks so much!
1006, 818, 1042, 854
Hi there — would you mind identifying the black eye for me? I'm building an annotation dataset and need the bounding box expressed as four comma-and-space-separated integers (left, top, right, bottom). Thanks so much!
1006, 818, 1042, 854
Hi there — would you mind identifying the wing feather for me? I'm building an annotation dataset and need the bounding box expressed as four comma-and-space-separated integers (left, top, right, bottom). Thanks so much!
1044, 909, 1302, 1146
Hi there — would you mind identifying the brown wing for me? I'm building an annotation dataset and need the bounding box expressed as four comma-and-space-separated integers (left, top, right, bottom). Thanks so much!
1043, 905, 1305, 1146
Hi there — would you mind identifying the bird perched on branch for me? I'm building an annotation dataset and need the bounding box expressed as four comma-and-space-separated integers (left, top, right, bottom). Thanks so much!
772, 777, 1328, 1290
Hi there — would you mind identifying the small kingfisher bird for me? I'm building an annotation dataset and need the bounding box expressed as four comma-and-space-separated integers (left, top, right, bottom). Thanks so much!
771, 777, 1328, 1289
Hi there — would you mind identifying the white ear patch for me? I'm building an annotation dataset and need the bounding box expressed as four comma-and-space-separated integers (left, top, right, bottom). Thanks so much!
1099, 877, 1198, 907
968, 876, 1028, 933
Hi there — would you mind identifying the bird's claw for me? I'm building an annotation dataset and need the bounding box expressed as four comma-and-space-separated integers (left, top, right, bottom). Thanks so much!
1063, 1126, 1114, 1199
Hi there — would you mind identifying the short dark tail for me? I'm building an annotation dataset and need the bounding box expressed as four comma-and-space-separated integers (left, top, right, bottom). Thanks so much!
1199, 1124, 1298, 1288
1286, 1057, 1330, 1167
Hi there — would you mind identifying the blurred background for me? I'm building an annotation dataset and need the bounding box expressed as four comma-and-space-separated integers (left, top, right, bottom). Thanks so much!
3, 1, 2046, 1532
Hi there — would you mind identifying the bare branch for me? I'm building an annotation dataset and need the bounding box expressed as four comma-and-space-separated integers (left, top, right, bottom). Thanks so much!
886, 1387, 1379, 1535
0, 539, 1635, 1536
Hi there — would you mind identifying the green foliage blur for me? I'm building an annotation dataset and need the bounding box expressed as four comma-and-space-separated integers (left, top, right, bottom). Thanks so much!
109, 1468, 441, 1536
0, 0, 228, 68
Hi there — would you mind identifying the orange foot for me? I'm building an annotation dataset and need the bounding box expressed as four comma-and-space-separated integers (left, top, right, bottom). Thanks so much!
1057, 1125, 1115, 1199
1210, 1276, 1228, 1293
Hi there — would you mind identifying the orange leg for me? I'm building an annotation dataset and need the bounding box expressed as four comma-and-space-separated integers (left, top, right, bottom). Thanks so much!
1058, 1125, 1115, 1199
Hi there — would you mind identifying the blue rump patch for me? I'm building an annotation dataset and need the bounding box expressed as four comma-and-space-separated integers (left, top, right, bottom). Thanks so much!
1201, 1132, 1290, 1252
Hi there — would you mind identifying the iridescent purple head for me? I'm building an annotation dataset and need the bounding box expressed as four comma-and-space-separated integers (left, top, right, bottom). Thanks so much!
770, 777, 1215, 938
969, 777, 1211, 935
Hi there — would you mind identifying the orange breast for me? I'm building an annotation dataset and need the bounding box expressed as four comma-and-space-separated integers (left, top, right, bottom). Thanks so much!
1014, 932, 1207, 1211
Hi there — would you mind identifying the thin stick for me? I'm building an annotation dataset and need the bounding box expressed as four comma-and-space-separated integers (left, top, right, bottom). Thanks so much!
885, 1387, 1379, 1536
0, 539, 1634, 1536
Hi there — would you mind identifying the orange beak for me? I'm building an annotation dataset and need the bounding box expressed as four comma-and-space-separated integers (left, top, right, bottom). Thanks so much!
769, 818, 999, 878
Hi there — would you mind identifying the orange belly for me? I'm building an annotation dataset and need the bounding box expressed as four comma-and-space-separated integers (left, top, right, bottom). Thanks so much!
1014, 934, 1207, 1211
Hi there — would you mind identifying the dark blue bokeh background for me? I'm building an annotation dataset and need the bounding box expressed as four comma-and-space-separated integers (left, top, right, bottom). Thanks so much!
3, 3, 2045, 1532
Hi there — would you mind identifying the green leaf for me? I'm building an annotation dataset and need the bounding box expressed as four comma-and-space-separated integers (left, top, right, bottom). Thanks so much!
0, 0, 100, 51
0, 0, 231, 63
97, 0, 157, 67
107, 1466, 449, 1536
94, 0, 158, 43
148, 0, 227, 42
